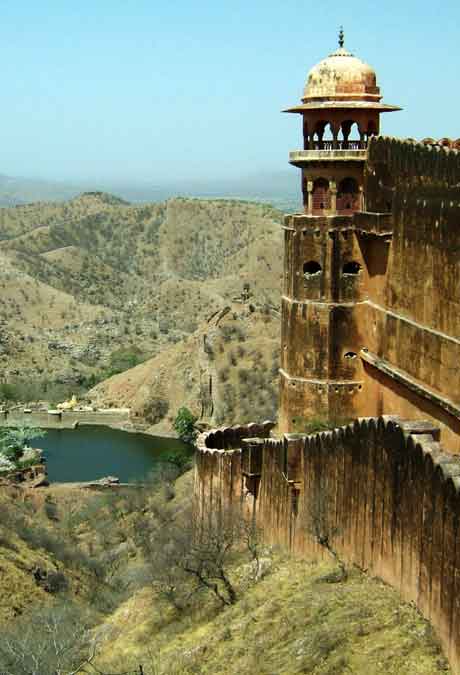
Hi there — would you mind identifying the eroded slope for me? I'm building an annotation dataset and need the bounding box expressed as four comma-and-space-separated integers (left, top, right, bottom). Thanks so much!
0, 193, 282, 420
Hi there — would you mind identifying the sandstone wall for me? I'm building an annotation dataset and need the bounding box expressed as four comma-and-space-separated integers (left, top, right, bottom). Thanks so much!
279, 137, 460, 448
195, 417, 460, 673
279, 212, 366, 432
356, 138, 460, 452
366, 136, 460, 215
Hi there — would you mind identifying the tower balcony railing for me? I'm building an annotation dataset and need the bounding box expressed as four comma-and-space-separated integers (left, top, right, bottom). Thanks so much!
289, 146, 368, 165
309, 140, 366, 150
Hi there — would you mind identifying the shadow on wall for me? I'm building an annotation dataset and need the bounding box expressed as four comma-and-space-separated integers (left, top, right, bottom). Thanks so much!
195, 416, 460, 674
362, 360, 460, 452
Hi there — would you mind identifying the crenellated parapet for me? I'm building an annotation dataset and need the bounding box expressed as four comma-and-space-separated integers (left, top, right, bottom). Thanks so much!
193, 421, 277, 525
365, 135, 460, 213
368, 135, 460, 179
195, 415, 460, 673
196, 420, 276, 453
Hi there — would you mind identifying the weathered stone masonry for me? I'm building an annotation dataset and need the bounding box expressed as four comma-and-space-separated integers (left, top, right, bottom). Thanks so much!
359, 138, 460, 452
195, 418, 460, 673
194, 37, 460, 673
280, 37, 460, 454
281, 135, 460, 453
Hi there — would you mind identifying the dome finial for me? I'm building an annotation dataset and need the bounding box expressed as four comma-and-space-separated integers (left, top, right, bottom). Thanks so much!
338, 26, 345, 48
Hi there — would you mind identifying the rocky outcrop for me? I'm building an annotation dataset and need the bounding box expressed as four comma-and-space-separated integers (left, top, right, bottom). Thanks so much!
0, 462, 48, 487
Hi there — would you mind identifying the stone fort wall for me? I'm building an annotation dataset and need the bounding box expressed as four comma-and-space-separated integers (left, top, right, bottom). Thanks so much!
195, 138, 460, 671
349, 138, 460, 452
278, 137, 460, 450
195, 417, 460, 674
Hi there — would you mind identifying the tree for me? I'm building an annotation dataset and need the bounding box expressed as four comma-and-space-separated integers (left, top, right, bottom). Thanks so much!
0, 425, 46, 464
108, 346, 146, 375
0, 602, 101, 675
173, 406, 197, 443
0, 383, 16, 401
135, 497, 265, 610
178, 510, 240, 606
140, 396, 169, 425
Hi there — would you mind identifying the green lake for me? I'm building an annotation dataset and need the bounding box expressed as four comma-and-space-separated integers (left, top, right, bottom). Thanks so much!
38, 425, 191, 483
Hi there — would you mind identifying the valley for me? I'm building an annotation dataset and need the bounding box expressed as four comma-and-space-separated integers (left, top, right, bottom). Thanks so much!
0, 192, 449, 675
0, 193, 283, 430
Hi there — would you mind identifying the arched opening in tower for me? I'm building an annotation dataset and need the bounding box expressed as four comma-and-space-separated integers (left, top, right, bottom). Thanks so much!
303, 260, 322, 276
312, 121, 333, 150
337, 177, 360, 214
312, 178, 331, 214
340, 120, 363, 150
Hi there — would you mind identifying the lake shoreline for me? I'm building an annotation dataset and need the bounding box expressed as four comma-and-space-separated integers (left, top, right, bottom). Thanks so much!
0, 408, 182, 441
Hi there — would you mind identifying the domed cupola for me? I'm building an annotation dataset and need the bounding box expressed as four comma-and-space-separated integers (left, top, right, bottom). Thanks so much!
284, 29, 401, 164
303, 43, 380, 103
285, 29, 400, 115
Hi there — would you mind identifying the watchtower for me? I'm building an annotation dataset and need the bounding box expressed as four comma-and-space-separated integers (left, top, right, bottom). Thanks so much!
279, 31, 400, 432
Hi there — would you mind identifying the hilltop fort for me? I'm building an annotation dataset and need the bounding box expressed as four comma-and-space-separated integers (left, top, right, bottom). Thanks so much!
195, 34, 460, 673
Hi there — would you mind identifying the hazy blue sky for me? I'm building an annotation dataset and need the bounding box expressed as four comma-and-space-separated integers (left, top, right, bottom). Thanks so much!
1, 0, 459, 184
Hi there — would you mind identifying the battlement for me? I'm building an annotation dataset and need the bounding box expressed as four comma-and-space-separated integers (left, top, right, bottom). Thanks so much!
415, 137, 460, 151
196, 420, 275, 453
195, 416, 460, 673
366, 136, 460, 202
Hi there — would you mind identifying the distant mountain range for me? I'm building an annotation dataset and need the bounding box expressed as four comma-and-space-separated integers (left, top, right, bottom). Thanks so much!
0, 171, 301, 212
0, 174, 80, 206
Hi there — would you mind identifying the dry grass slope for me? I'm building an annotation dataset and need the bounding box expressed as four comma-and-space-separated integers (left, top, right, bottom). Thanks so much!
97, 556, 450, 675
89, 303, 280, 431
0, 193, 282, 427
0, 472, 451, 674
